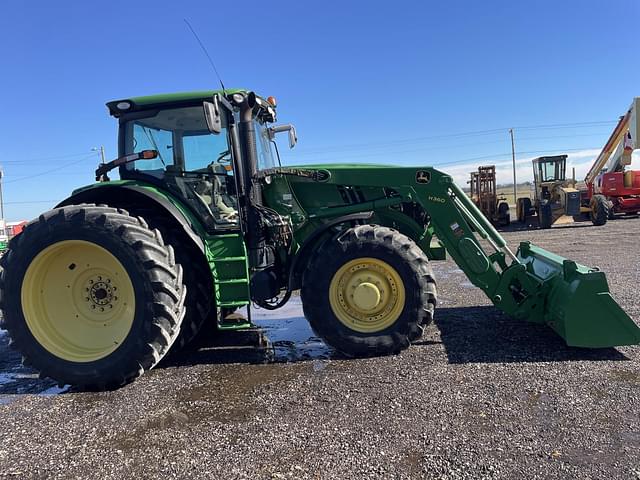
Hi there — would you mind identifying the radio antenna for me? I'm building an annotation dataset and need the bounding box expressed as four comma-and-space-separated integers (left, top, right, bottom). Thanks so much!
184, 19, 226, 93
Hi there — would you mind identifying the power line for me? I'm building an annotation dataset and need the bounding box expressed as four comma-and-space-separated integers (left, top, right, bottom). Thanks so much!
0, 152, 97, 165
3, 153, 98, 185
292, 137, 604, 163
435, 147, 601, 168
293, 129, 612, 161
515, 131, 613, 141
292, 120, 616, 156
3, 200, 58, 205
294, 137, 510, 158
514, 120, 616, 130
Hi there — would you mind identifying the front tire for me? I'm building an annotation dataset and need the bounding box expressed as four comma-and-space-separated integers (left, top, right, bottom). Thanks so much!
590, 194, 609, 226
538, 203, 553, 229
497, 202, 510, 226
0, 205, 186, 389
517, 198, 532, 223
301, 225, 437, 357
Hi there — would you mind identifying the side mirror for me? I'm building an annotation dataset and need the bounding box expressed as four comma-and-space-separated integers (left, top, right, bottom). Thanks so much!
287, 125, 297, 149
268, 124, 298, 149
203, 96, 222, 134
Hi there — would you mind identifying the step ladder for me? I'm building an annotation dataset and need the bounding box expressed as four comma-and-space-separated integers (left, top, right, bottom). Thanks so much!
207, 233, 251, 330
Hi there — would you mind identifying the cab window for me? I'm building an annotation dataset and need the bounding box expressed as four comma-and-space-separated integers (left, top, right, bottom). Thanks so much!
121, 105, 238, 231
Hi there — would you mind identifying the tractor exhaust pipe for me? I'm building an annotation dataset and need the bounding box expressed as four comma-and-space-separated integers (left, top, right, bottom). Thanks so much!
238, 92, 260, 206
236, 92, 275, 282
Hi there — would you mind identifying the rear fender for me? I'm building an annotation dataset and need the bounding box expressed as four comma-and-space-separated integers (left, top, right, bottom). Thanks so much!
56, 184, 206, 254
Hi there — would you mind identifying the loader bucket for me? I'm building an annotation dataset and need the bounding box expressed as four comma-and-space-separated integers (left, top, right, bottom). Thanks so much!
517, 242, 640, 348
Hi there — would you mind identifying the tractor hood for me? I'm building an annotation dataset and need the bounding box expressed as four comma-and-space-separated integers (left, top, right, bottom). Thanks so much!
259, 163, 434, 189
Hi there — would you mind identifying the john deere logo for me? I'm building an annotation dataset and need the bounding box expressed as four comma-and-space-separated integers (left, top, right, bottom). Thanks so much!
416, 171, 431, 184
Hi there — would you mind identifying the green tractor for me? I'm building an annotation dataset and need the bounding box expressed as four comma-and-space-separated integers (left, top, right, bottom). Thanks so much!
1, 90, 639, 389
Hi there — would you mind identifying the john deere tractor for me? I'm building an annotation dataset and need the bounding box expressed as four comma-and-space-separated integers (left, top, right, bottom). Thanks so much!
1, 90, 638, 389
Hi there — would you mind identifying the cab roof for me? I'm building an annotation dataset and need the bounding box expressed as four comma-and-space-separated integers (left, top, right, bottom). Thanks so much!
106, 88, 247, 117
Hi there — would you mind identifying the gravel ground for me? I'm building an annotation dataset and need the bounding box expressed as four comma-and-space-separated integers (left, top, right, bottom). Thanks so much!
0, 216, 639, 479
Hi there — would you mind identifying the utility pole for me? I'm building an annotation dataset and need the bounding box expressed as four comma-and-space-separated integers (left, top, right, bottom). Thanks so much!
93, 146, 106, 165
0, 168, 5, 240
509, 129, 517, 206
0, 167, 5, 221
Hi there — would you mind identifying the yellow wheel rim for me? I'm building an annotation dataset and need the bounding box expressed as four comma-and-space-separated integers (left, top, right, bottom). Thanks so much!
329, 257, 405, 333
21, 240, 136, 363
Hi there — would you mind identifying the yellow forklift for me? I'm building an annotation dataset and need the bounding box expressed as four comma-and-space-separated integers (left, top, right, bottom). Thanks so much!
468, 165, 510, 226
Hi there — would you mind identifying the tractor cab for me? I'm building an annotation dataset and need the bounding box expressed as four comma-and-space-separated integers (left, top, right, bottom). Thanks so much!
532, 155, 568, 204
518, 154, 579, 228
104, 90, 294, 234
533, 156, 567, 191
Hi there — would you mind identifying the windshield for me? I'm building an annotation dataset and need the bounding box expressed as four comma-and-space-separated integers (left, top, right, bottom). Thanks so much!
255, 120, 277, 171
122, 105, 230, 177
537, 159, 566, 182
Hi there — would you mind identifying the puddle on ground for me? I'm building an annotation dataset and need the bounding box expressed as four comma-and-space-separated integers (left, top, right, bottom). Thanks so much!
0, 297, 330, 405
242, 296, 333, 362
0, 330, 70, 404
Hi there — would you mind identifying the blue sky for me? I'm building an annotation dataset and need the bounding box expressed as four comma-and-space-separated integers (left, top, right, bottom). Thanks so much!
1, 0, 638, 220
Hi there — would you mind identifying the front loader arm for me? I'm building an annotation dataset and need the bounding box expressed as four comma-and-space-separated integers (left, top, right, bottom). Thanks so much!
286, 165, 640, 348
412, 168, 640, 347
409, 169, 544, 321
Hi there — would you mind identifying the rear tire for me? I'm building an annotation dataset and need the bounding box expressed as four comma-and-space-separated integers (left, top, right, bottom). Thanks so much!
136, 211, 213, 353
0, 205, 186, 389
590, 194, 609, 226
301, 225, 437, 357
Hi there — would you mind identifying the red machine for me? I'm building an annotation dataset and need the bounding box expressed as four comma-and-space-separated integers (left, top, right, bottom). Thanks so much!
581, 97, 640, 224
6, 221, 27, 237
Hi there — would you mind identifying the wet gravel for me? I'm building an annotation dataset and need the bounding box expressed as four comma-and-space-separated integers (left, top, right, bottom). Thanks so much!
0, 216, 639, 479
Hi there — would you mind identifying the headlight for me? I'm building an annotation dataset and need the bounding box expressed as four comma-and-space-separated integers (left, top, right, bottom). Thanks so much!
116, 101, 132, 111
232, 93, 245, 104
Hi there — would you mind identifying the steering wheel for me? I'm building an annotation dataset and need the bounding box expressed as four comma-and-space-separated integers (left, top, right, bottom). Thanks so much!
215, 150, 231, 164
